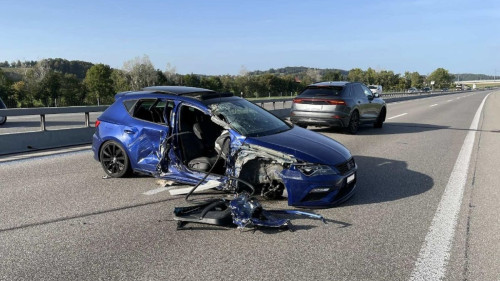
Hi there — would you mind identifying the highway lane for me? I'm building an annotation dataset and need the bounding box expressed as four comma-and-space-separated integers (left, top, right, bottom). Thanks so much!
0, 90, 497, 280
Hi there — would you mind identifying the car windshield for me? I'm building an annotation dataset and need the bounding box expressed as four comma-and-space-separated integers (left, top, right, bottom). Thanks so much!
209, 99, 291, 137
299, 86, 344, 97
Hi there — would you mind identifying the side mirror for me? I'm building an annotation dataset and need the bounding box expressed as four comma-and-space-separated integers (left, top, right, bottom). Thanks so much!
368, 95, 374, 100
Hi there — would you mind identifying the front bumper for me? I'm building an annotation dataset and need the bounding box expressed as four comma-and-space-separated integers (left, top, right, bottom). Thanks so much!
282, 168, 357, 208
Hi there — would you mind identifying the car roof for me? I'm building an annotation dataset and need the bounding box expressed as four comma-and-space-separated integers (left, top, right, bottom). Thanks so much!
115, 86, 232, 101
142, 86, 215, 95
309, 81, 350, 87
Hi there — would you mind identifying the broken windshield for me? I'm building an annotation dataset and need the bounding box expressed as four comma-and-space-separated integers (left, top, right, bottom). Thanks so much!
209, 99, 291, 137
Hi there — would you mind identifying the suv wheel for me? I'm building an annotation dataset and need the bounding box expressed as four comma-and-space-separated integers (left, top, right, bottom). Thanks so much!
296, 123, 307, 128
374, 108, 386, 128
346, 111, 360, 134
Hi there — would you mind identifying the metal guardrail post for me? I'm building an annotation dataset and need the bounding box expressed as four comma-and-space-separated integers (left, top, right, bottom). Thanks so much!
40, 114, 46, 131
85, 112, 90, 127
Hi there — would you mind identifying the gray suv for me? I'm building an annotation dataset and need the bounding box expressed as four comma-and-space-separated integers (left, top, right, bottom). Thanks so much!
290, 81, 386, 134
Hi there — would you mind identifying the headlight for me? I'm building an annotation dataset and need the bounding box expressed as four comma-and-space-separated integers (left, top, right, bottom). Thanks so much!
295, 163, 338, 177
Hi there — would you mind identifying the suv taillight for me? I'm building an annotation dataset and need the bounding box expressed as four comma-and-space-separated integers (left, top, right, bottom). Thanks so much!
326, 100, 346, 105
293, 98, 346, 105
95, 120, 101, 127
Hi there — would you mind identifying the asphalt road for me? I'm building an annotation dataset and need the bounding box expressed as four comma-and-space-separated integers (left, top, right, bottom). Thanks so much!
0, 90, 498, 281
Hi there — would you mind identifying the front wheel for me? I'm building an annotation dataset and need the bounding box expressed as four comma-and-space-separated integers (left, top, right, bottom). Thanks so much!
0, 116, 6, 125
295, 123, 307, 128
346, 111, 360, 134
100, 141, 131, 178
374, 108, 386, 128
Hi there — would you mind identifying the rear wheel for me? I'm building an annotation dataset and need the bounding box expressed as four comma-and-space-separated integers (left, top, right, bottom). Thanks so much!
0, 116, 6, 125
374, 108, 386, 128
346, 110, 359, 134
295, 123, 307, 128
100, 141, 131, 178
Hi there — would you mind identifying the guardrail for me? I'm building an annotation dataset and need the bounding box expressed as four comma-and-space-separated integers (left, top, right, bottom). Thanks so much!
0, 106, 108, 131
0, 90, 476, 155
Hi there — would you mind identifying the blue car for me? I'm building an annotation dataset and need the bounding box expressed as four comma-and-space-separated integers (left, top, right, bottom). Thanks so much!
92, 86, 357, 208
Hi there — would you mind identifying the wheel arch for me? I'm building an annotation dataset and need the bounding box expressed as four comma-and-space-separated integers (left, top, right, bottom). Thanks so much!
97, 137, 131, 164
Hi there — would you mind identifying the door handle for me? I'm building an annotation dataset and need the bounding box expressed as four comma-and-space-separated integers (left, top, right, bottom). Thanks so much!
124, 129, 136, 134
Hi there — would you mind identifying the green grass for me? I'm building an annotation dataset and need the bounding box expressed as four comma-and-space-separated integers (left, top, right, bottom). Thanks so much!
462, 82, 500, 89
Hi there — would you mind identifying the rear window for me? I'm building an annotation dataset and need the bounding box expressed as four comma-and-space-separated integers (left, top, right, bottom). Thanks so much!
298, 86, 344, 97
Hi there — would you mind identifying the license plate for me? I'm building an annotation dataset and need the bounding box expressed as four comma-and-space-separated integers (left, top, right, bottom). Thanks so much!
347, 173, 355, 183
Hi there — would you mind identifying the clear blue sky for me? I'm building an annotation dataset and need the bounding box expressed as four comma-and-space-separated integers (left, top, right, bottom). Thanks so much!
1, 0, 499, 76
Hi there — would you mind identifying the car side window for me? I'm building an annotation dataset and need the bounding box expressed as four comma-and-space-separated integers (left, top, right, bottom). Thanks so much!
123, 99, 137, 113
353, 84, 365, 99
132, 99, 169, 125
361, 85, 374, 98
342, 85, 352, 97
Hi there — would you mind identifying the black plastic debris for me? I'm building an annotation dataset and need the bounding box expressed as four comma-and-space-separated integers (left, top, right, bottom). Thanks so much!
173, 193, 326, 231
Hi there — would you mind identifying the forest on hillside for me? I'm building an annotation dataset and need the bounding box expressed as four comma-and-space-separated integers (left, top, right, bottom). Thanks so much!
0, 56, 468, 108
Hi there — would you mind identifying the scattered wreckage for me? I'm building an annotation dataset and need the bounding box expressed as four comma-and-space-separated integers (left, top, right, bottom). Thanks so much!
174, 192, 326, 231
93, 86, 357, 211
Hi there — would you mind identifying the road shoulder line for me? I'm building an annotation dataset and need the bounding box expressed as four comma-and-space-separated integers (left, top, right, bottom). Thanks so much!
409, 92, 491, 281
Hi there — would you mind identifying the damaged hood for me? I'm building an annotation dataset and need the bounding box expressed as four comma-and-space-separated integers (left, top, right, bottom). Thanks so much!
244, 126, 351, 165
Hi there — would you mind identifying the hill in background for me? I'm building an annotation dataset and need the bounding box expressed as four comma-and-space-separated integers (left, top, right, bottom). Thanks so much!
1, 58, 496, 82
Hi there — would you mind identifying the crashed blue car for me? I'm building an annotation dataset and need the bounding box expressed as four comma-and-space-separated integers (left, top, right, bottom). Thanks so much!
92, 86, 357, 208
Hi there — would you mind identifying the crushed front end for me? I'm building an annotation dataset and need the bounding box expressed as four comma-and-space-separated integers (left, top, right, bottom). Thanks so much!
228, 142, 357, 208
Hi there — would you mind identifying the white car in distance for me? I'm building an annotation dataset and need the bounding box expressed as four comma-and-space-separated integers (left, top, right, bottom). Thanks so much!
368, 85, 382, 96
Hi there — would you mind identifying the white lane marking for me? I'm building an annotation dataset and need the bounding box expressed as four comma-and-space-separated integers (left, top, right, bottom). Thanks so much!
430, 104, 438, 107
143, 186, 176, 195
169, 180, 220, 195
409, 93, 491, 281
447, 99, 453, 102
387, 113, 408, 120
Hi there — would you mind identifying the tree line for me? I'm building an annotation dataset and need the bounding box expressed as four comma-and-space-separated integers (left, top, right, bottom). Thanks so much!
0, 55, 456, 108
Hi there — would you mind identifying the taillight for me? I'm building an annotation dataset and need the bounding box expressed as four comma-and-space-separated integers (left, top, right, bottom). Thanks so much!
293, 98, 346, 105
326, 100, 346, 105
95, 120, 101, 127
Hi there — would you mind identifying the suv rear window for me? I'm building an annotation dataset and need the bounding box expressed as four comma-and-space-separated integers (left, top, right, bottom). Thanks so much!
299, 86, 344, 97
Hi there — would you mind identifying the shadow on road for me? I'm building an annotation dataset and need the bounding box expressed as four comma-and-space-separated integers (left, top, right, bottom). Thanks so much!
309, 122, 499, 135
309, 122, 450, 135
342, 155, 433, 206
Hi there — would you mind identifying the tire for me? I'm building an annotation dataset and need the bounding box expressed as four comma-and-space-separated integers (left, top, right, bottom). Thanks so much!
0, 116, 6, 125
346, 110, 360, 134
99, 141, 131, 178
296, 123, 307, 128
374, 108, 386, 128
